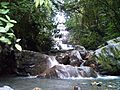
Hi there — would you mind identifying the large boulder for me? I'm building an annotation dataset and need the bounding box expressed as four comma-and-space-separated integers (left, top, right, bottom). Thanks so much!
15, 50, 55, 75
39, 65, 97, 79
95, 37, 120, 75
55, 53, 70, 65
74, 45, 87, 59
69, 50, 83, 66
55, 50, 83, 66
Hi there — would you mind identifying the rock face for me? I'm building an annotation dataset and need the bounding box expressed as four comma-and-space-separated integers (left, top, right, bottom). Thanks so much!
15, 50, 53, 75
95, 37, 120, 75
40, 65, 97, 79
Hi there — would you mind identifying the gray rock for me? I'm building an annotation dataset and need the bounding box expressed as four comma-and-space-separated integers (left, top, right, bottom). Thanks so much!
40, 65, 97, 79
15, 50, 53, 75
0, 86, 14, 90
95, 37, 120, 75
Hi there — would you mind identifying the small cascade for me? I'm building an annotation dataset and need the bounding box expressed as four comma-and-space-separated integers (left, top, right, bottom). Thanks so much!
52, 11, 74, 51
48, 56, 59, 68
80, 60, 85, 67
40, 11, 98, 79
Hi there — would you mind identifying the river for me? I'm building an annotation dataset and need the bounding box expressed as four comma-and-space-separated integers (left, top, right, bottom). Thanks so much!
0, 76, 120, 90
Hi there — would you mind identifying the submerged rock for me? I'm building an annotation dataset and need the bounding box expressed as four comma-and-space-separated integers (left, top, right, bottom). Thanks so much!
73, 85, 81, 90
32, 87, 42, 90
0, 86, 14, 90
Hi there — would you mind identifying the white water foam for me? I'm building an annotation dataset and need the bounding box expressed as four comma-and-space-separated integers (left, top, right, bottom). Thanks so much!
97, 75, 120, 79
48, 56, 59, 68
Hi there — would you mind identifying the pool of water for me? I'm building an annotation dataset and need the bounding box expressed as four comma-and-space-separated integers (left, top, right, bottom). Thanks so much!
0, 76, 120, 90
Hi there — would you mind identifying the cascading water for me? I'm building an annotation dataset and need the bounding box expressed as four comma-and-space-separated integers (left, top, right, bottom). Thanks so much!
48, 56, 59, 68
52, 11, 74, 51
41, 11, 98, 79
46, 11, 120, 79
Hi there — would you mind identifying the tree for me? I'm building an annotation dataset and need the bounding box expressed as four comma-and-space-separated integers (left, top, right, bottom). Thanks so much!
63, 0, 120, 50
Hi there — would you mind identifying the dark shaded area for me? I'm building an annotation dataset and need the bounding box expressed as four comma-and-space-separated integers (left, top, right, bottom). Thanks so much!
0, 44, 16, 75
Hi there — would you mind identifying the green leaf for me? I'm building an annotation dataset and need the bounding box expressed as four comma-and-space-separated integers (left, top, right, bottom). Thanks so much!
16, 39, 21, 42
5, 15, 11, 21
6, 33, 15, 36
15, 44, 22, 51
0, 9, 9, 14
48, 0, 52, 8
35, 0, 40, 8
0, 17, 8, 23
0, 21, 3, 25
6, 22, 14, 28
1, 2, 9, 6
44, 0, 48, 7
4, 23, 14, 32
0, 27, 7, 33
10, 20, 17, 23
40, 0, 44, 6
0, 36, 11, 44
0, 2, 9, 8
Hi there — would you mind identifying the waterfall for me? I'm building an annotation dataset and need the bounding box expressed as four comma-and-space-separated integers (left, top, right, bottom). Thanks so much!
41, 11, 98, 79
48, 56, 59, 68
52, 11, 74, 51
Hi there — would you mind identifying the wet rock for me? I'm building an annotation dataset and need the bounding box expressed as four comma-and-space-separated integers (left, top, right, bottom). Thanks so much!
73, 85, 81, 90
15, 50, 53, 75
55, 50, 84, 66
77, 66, 97, 77
39, 65, 97, 79
95, 37, 120, 75
70, 60, 83, 67
106, 37, 120, 45
83, 51, 98, 70
107, 85, 113, 88
91, 81, 102, 87
74, 45, 86, 51
56, 53, 70, 65
84, 50, 94, 60
83, 60, 97, 70
32, 87, 42, 90
69, 50, 83, 66
70, 50, 83, 60
74, 45, 87, 59
0, 86, 14, 90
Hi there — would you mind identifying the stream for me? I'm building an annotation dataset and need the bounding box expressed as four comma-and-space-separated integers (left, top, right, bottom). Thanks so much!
0, 76, 120, 90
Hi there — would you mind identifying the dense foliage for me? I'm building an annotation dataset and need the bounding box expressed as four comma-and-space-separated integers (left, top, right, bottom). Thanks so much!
0, 2, 16, 45
8, 0, 55, 52
63, 0, 120, 50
